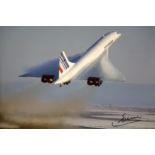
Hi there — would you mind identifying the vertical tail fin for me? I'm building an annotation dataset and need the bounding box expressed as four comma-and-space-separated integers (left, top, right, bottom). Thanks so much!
59, 51, 74, 77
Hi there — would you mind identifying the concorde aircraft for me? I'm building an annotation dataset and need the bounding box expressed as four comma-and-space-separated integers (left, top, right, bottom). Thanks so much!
20, 32, 125, 87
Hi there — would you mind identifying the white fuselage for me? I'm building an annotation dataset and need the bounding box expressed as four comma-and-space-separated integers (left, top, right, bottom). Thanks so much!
55, 32, 121, 84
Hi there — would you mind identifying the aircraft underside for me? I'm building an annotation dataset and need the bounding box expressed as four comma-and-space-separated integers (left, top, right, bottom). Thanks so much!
41, 74, 103, 87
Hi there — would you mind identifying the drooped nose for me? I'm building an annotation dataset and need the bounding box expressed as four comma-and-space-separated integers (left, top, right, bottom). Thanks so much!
116, 32, 121, 39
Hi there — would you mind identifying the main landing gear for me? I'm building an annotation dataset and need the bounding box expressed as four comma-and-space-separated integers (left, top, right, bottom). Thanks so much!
87, 77, 103, 87
59, 81, 71, 87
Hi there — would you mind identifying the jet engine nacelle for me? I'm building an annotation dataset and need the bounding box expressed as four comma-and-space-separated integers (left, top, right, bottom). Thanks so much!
87, 77, 103, 86
41, 75, 55, 83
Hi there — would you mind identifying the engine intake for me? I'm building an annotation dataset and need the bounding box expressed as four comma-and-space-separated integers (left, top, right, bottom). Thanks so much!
41, 75, 55, 83
87, 77, 103, 86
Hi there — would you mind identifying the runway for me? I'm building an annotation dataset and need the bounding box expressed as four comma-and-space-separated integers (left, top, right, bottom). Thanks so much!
65, 106, 155, 128
0, 105, 155, 129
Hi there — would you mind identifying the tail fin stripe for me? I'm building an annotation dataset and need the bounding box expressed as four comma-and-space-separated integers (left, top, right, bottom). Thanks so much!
58, 51, 75, 78
60, 53, 69, 67
59, 66, 63, 73
60, 56, 68, 69
60, 56, 69, 69
59, 57, 66, 69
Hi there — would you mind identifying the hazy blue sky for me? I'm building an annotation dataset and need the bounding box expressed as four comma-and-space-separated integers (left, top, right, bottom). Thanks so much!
0, 27, 155, 108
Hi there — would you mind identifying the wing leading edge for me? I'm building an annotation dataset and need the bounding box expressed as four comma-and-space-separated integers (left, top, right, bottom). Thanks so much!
19, 52, 83, 79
